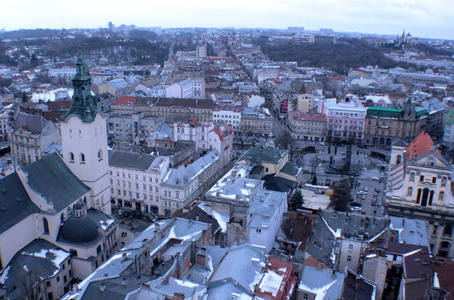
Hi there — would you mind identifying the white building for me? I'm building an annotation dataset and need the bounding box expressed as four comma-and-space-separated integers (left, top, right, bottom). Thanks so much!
173, 121, 233, 167
246, 189, 287, 252
320, 97, 366, 143
109, 152, 169, 214
60, 56, 112, 215
166, 78, 205, 99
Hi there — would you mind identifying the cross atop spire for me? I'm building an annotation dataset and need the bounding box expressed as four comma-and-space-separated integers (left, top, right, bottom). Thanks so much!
61, 54, 99, 122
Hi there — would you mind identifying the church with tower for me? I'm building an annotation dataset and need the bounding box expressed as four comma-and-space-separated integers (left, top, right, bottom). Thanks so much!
0, 56, 118, 300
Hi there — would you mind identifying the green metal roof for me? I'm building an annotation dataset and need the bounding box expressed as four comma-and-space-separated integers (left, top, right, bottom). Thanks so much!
280, 162, 301, 177
367, 107, 402, 118
240, 146, 288, 164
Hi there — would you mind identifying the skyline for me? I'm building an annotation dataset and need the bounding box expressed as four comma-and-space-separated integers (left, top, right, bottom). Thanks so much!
1, 0, 454, 40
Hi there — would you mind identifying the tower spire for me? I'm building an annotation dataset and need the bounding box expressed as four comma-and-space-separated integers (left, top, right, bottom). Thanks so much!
62, 54, 99, 122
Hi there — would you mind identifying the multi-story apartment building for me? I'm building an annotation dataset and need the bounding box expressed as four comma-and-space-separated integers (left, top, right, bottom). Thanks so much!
213, 102, 242, 131
173, 121, 233, 166
363, 100, 427, 146
107, 113, 162, 150
166, 78, 205, 99
443, 108, 454, 147
160, 150, 221, 216
11, 112, 61, 165
288, 110, 326, 142
111, 97, 213, 123
109, 151, 169, 214
240, 107, 273, 137
320, 98, 366, 144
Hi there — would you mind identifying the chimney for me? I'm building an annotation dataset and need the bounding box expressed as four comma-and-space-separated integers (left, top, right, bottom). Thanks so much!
196, 253, 206, 266
163, 276, 170, 285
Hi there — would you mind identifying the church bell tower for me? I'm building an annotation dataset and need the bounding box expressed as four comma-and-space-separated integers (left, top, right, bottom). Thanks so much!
60, 54, 111, 215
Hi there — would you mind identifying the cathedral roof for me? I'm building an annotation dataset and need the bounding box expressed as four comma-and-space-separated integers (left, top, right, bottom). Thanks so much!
58, 215, 100, 245
22, 152, 90, 212
0, 173, 39, 234
405, 130, 441, 161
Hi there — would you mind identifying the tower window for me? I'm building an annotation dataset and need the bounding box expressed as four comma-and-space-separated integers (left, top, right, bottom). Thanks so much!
98, 150, 103, 161
80, 153, 85, 163
69, 152, 75, 163
43, 217, 49, 235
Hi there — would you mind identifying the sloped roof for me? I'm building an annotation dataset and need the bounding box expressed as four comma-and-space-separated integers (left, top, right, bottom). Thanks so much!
393, 139, 408, 148
22, 152, 90, 212
280, 161, 301, 177
209, 244, 266, 295
240, 146, 288, 165
111, 96, 135, 106
13, 112, 47, 134
0, 239, 70, 300
405, 130, 440, 161
109, 150, 156, 171
0, 173, 39, 234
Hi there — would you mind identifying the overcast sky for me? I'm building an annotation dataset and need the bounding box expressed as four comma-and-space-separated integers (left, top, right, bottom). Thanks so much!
2, 0, 453, 40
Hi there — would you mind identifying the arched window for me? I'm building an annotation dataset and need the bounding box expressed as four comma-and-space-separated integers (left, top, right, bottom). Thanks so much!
80, 153, 85, 163
442, 177, 447, 187
43, 217, 49, 234
60, 213, 65, 222
69, 152, 75, 162
98, 149, 103, 161
439, 192, 445, 202
410, 172, 415, 182
396, 154, 402, 165
407, 187, 413, 197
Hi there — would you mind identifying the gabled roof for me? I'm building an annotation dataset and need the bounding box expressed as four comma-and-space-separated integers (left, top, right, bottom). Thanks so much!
405, 130, 440, 161
0, 173, 39, 234
21, 152, 90, 212
393, 139, 408, 148
407, 149, 452, 171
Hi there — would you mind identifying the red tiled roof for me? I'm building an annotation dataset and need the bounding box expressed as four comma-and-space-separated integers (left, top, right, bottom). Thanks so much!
405, 130, 440, 161
112, 96, 136, 106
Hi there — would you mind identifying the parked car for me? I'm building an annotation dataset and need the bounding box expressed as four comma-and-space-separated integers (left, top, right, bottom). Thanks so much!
117, 209, 124, 216
134, 210, 142, 219
371, 198, 377, 206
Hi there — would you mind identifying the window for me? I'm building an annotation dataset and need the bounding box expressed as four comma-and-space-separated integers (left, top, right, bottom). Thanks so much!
420, 175, 424, 182
432, 177, 437, 184
98, 149, 103, 161
410, 172, 415, 182
347, 255, 352, 262
348, 244, 353, 250
80, 153, 85, 163
407, 187, 413, 197
43, 218, 49, 235
256, 228, 261, 233
442, 177, 447, 187
439, 192, 445, 201
69, 152, 75, 162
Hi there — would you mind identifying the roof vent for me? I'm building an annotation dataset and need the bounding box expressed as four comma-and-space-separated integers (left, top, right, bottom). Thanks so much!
1, 188, 6, 194
16, 197, 22, 202
0, 206, 5, 212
